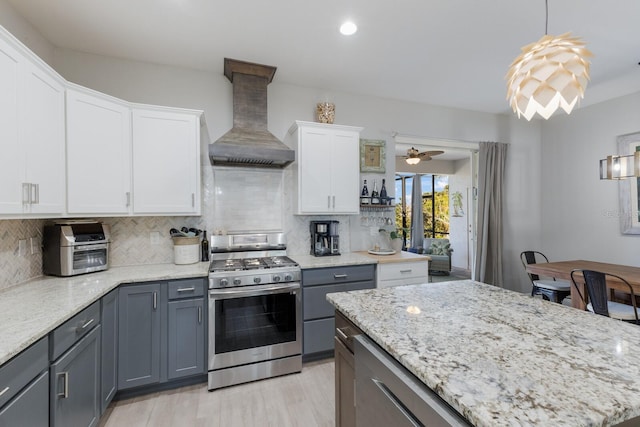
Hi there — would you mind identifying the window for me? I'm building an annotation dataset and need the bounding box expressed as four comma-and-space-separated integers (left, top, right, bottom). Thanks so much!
395, 174, 449, 247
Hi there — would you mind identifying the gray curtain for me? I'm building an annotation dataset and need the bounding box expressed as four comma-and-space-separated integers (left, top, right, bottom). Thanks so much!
410, 174, 424, 250
474, 141, 508, 286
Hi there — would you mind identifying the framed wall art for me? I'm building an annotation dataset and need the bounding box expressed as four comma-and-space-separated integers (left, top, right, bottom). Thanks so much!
360, 139, 386, 173
617, 131, 640, 234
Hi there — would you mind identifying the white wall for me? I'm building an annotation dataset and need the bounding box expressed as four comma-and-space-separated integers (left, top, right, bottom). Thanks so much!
541, 92, 640, 267
0, 3, 545, 292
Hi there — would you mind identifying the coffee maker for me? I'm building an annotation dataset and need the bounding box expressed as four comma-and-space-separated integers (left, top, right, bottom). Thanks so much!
310, 221, 340, 256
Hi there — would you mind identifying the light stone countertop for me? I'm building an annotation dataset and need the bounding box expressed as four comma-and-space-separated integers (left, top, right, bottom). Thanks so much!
327, 280, 640, 427
354, 250, 431, 264
0, 262, 209, 366
290, 253, 376, 269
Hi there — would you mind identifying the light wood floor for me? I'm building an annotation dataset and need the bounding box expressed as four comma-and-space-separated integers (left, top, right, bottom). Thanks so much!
99, 359, 335, 427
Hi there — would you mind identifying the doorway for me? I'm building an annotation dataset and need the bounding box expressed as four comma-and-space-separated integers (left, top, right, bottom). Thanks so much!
394, 135, 478, 277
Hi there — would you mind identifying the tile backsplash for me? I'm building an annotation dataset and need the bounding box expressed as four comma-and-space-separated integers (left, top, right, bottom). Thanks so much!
0, 216, 205, 291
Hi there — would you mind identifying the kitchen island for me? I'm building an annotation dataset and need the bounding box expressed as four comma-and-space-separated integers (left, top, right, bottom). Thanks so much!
327, 280, 640, 426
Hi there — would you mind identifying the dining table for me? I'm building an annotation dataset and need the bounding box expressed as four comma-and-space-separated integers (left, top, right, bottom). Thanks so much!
525, 259, 640, 310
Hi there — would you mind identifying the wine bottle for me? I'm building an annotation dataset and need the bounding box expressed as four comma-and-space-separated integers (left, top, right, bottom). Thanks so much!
380, 178, 388, 199
201, 230, 210, 262
361, 179, 369, 196
371, 180, 379, 197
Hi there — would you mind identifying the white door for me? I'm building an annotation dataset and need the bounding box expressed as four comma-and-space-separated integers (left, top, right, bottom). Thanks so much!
0, 37, 24, 213
298, 127, 333, 213
330, 130, 359, 214
132, 108, 200, 214
21, 61, 65, 215
66, 89, 132, 214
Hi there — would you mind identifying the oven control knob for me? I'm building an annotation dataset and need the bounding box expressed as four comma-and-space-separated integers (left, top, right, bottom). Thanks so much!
273, 275, 281, 282
284, 274, 293, 282
233, 278, 242, 286
219, 278, 229, 287
254, 277, 261, 284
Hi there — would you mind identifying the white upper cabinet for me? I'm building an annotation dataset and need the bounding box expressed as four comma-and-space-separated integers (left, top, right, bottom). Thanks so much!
0, 30, 65, 216
66, 86, 132, 215
131, 107, 201, 215
0, 35, 23, 214
288, 121, 362, 215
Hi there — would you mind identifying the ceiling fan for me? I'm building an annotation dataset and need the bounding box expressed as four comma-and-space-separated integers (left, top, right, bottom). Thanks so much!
404, 147, 444, 165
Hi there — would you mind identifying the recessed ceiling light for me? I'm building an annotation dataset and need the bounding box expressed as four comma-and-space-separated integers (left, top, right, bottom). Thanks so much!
340, 21, 357, 36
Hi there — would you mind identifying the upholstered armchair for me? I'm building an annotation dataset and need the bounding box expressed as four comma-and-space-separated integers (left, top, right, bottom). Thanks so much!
423, 238, 453, 274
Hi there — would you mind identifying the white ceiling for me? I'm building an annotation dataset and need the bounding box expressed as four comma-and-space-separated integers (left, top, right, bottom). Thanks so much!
7, 0, 640, 159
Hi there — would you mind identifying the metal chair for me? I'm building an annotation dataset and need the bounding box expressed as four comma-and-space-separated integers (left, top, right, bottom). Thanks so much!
520, 251, 571, 303
570, 269, 639, 324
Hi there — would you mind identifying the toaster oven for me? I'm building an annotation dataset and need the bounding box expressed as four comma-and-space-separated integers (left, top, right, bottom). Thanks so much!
43, 220, 111, 277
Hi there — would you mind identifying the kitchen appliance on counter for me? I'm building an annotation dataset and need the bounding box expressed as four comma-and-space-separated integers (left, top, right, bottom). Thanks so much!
310, 220, 340, 256
207, 232, 301, 391
43, 220, 110, 276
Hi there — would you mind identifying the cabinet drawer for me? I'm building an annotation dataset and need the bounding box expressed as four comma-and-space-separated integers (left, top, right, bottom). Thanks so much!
303, 264, 375, 287
168, 278, 205, 300
378, 261, 428, 282
379, 277, 429, 289
51, 301, 100, 360
0, 337, 48, 408
304, 281, 374, 320
303, 318, 335, 355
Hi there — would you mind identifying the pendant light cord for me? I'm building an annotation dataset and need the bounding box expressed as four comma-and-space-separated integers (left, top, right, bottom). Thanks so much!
545, 0, 549, 35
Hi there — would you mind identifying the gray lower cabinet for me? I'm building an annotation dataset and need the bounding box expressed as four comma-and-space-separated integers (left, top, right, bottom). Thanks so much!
167, 298, 205, 379
0, 337, 49, 427
100, 290, 118, 414
117, 282, 163, 390
50, 325, 101, 427
302, 264, 375, 358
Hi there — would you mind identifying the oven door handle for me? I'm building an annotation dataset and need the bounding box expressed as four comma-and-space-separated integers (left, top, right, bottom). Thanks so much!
209, 282, 300, 299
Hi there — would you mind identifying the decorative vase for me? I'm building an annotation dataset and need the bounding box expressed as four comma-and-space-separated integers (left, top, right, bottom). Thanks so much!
391, 238, 403, 252
316, 102, 335, 124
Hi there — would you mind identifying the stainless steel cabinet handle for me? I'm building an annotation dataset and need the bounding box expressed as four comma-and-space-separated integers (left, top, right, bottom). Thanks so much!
334, 274, 348, 279
336, 327, 349, 341
58, 372, 69, 399
126, 192, 131, 207
372, 378, 421, 426
153, 291, 157, 310
0, 386, 9, 397
400, 269, 413, 274
192, 193, 195, 207
76, 318, 94, 333
332, 196, 335, 208
328, 195, 331, 209
22, 183, 31, 205
198, 306, 202, 324
176, 287, 195, 293
33, 183, 39, 204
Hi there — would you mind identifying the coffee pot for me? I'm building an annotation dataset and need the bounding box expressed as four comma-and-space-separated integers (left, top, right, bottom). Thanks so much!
310, 221, 340, 256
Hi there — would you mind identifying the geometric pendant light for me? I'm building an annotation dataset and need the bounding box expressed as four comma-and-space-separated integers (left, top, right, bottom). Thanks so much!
506, 2, 592, 120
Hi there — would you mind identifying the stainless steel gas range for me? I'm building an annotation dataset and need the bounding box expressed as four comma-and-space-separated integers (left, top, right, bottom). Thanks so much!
207, 233, 302, 391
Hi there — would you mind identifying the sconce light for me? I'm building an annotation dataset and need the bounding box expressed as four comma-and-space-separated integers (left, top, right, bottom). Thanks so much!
599, 152, 640, 180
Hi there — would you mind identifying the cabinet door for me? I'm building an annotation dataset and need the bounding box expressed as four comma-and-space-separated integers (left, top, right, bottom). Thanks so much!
100, 290, 118, 414
298, 126, 333, 213
330, 130, 359, 214
0, 36, 24, 214
66, 89, 131, 215
118, 283, 162, 390
0, 371, 49, 427
167, 298, 205, 379
132, 108, 200, 215
22, 60, 65, 215
335, 338, 355, 427
50, 325, 101, 427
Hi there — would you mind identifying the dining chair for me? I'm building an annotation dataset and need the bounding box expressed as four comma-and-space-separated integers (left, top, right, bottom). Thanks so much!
520, 251, 571, 303
569, 269, 640, 324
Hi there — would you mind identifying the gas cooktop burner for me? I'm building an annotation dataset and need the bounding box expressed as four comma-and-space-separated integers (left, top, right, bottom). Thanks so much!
209, 256, 298, 273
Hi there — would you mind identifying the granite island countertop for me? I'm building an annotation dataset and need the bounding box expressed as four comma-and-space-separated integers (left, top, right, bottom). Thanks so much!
327, 280, 640, 427
0, 262, 209, 366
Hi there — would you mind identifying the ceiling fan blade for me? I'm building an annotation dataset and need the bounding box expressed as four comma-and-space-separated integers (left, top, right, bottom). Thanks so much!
420, 150, 444, 157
